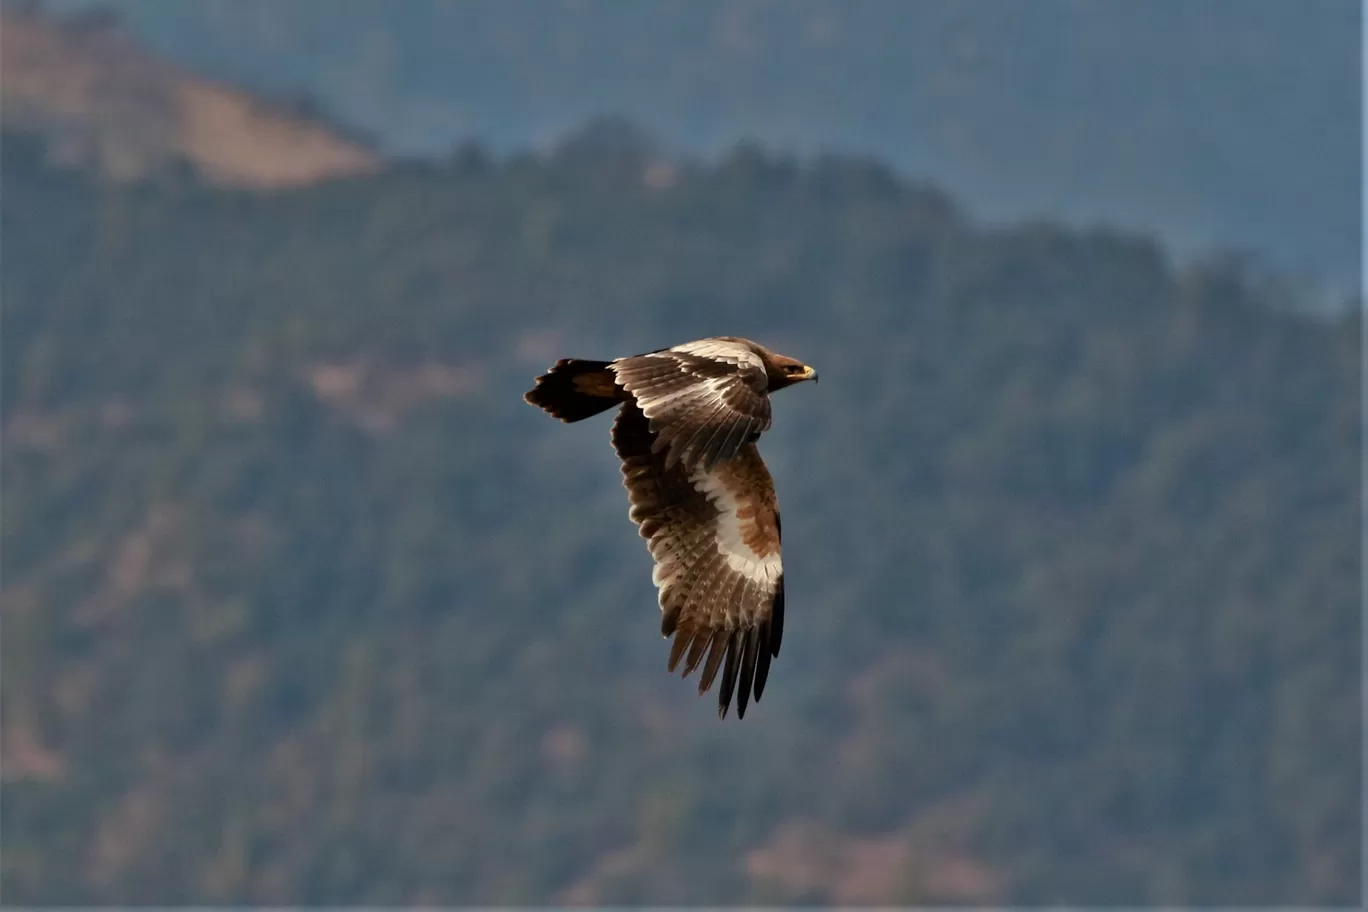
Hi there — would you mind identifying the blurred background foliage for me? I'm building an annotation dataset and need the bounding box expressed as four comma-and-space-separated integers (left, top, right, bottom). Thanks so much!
1, 1, 1361, 906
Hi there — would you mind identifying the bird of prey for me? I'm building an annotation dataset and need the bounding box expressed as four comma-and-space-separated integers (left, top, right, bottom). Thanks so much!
524, 337, 818, 718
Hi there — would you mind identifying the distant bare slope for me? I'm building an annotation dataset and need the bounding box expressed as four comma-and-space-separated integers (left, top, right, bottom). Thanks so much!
1, 6, 380, 187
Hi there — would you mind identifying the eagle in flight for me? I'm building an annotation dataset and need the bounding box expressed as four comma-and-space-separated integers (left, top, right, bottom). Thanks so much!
524, 337, 818, 718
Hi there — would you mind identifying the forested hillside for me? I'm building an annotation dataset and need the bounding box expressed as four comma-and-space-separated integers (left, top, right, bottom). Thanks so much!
1, 126, 1359, 904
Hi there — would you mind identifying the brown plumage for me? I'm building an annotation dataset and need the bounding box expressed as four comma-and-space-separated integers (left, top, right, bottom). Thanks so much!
524, 336, 817, 718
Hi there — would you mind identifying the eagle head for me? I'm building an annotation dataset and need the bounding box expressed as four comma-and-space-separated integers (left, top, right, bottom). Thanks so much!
752, 345, 818, 391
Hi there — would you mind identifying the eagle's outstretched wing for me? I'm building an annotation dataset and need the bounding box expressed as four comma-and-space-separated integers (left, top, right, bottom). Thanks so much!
613, 400, 784, 718
611, 339, 772, 472
525, 334, 816, 720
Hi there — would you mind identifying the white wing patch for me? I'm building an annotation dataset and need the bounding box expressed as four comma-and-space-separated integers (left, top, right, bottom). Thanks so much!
670, 339, 766, 372
611, 341, 773, 472
631, 374, 731, 415
689, 465, 782, 586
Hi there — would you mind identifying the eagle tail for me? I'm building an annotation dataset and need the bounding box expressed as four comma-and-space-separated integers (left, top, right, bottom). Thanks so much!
524, 359, 623, 422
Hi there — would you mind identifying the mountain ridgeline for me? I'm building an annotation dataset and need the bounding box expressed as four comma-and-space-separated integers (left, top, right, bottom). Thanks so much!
34, 0, 1364, 284
0, 5, 379, 187
1, 127, 1359, 904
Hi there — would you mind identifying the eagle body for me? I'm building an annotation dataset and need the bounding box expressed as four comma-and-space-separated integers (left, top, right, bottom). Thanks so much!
525, 336, 817, 718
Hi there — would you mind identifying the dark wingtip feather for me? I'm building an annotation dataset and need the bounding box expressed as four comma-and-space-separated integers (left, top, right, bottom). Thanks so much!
698, 630, 727, 694
736, 628, 759, 719
660, 602, 681, 637
753, 620, 773, 701
770, 574, 785, 657
681, 629, 710, 677
717, 630, 741, 718
666, 629, 690, 673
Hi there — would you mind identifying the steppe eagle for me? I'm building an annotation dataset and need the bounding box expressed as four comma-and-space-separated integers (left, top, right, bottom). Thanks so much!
524, 337, 818, 718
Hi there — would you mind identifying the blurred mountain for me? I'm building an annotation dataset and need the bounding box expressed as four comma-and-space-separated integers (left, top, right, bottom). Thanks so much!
0, 4, 379, 187
26, 0, 1364, 285
2, 116, 1358, 904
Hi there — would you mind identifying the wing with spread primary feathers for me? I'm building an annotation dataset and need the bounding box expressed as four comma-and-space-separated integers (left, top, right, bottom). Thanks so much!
612, 399, 784, 718
611, 338, 772, 472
